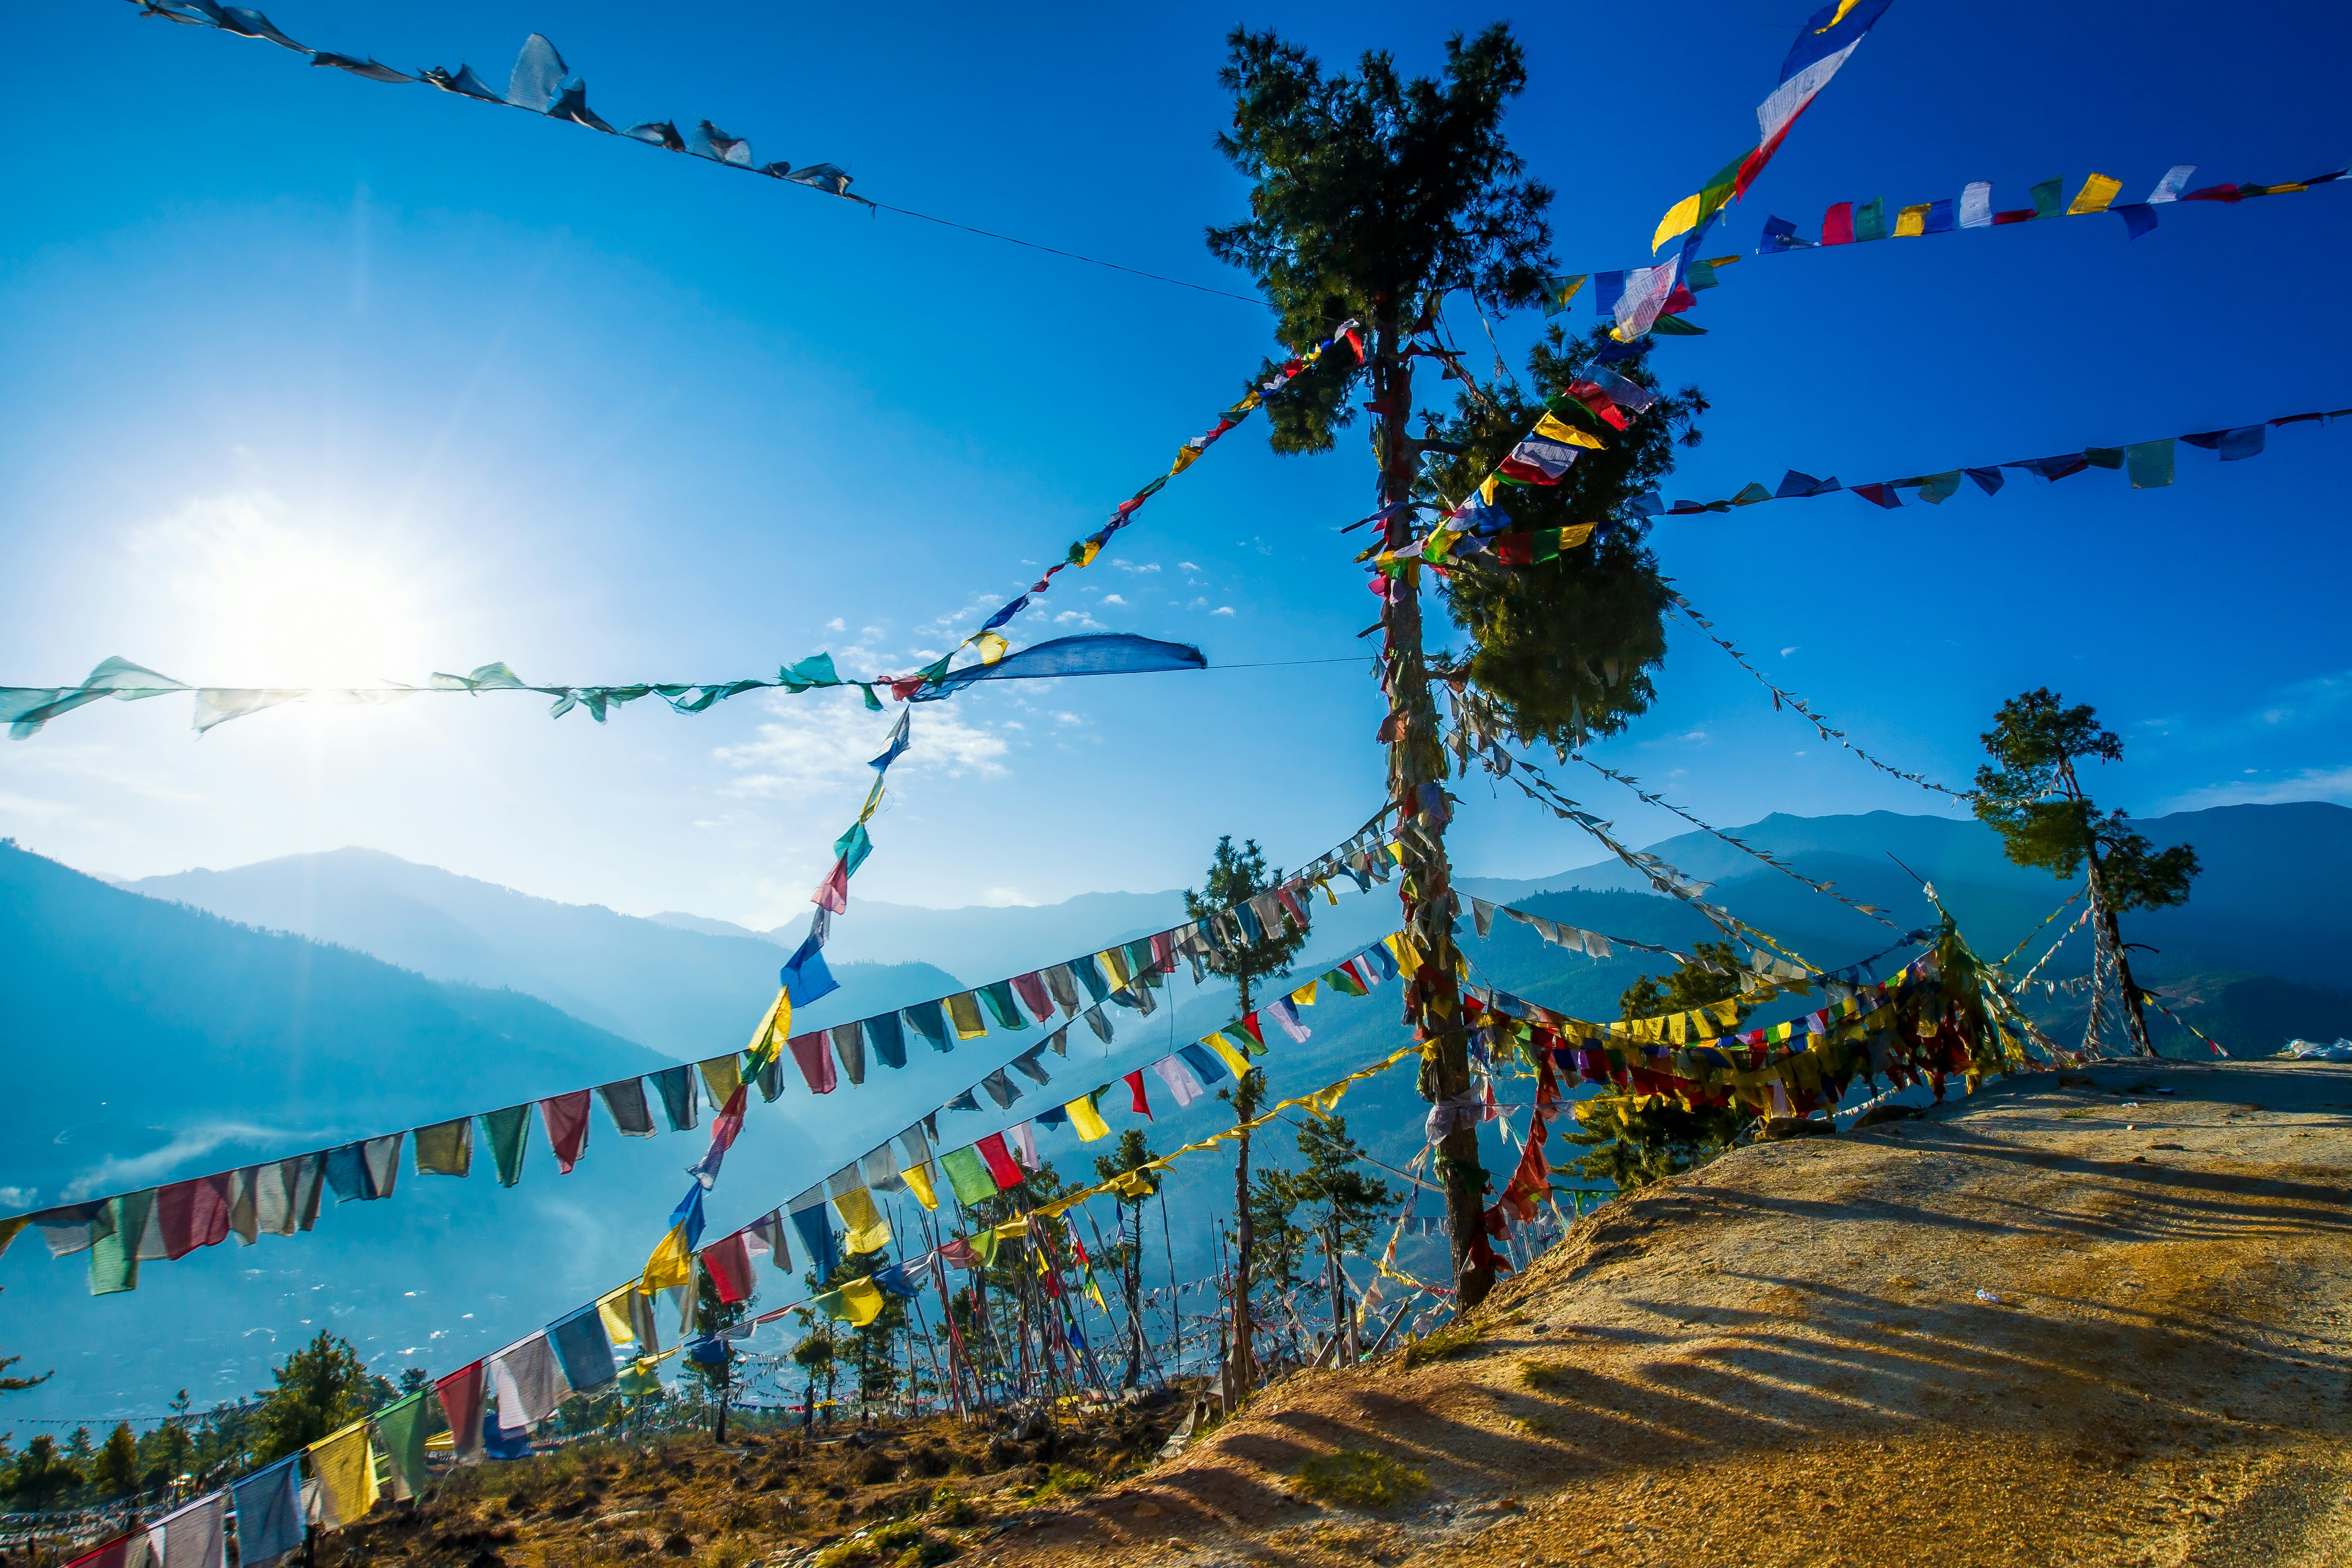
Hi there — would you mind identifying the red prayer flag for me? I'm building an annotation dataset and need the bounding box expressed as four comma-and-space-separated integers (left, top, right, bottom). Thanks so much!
976, 1133, 1025, 1190
703, 1233, 755, 1304
1661, 284, 1697, 316
1992, 209, 2036, 225
435, 1361, 486, 1460
1011, 971, 1054, 1022
811, 855, 850, 914
1236, 1014, 1265, 1049
1850, 482, 1903, 509
1123, 1070, 1152, 1119
1494, 533, 1533, 564
156, 1173, 232, 1260
788, 1032, 837, 1095
539, 1090, 593, 1175
1821, 201, 1854, 245
1560, 380, 1630, 431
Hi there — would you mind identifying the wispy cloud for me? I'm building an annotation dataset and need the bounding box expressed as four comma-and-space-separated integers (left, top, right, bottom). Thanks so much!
714, 690, 1008, 801
63, 1121, 329, 1200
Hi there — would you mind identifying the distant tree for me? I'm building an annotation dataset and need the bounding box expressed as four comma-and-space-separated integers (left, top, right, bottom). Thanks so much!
1091, 1127, 1162, 1388
684, 1267, 747, 1443
1568, 942, 1779, 1188
1290, 1114, 1397, 1353
788, 1315, 838, 1429
251, 1332, 374, 1464
1186, 836, 1307, 1402
10, 1434, 81, 1509
64, 1425, 95, 1469
158, 1389, 193, 1495
0, 1330, 48, 1395
94, 1423, 139, 1500
1241, 1162, 1311, 1366
1974, 689, 2200, 1054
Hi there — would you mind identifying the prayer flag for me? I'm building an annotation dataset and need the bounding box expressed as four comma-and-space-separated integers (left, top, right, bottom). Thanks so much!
1959, 182, 1992, 228
946, 992, 989, 1040
1152, 1054, 1205, 1109
1123, 1069, 1152, 1118
649, 1066, 698, 1132
1821, 201, 1854, 245
539, 1092, 592, 1175
686, 1085, 748, 1188
1893, 202, 1930, 237
779, 931, 838, 1007
940, 1145, 998, 1206
232, 1458, 305, 1564
790, 1202, 838, 1276
2067, 172, 2122, 214
1177, 1043, 1230, 1088
1068, 1092, 1112, 1141
819, 1277, 884, 1326
1745, 0, 1895, 196
2125, 439, 2176, 489
481, 1105, 530, 1188
979, 980, 1029, 1031
2147, 163, 2197, 203
701, 1235, 757, 1305
976, 1133, 1025, 1189
1540, 273, 1587, 316
1852, 196, 1887, 242
595, 1081, 655, 1139
833, 1188, 891, 1253
546, 1309, 617, 1396
305, 1421, 378, 1529
787, 1031, 837, 1095
829, 1023, 867, 1086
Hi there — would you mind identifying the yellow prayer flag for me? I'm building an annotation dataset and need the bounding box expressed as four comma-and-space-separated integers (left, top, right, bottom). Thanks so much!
833, 1188, 893, 1255
1708, 998, 1740, 1030
1893, 203, 1931, 237
743, 987, 791, 1064
858, 774, 885, 823
902, 1162, 939, 1212
991, 1216, 1031, 1243
1085, 1274, 1107, 1311
1101, 947, 1132, 986
1074, 539, 1102, 568
1203, 1034, 1251, 1080
1479, 475, 1501, 505
1652, 191, 1703, 252
1067, 1094, 1112, 1142
1533, 412, 1606, 449
1669, 1011, 1688, 1046
1386, 932, 1423, 975
1170, 443, 1204, 476
698, 1054, 743, 1109
974, 632, 1010, 665
306, 1420, 379, 1529
945, 992, 988, 1040
640, 1222, 695, 1293
2067, 173, 2122, 214
596, 1285, 639, 1348
1289, 980, 1318, 1006
827, 1277, 885, 1326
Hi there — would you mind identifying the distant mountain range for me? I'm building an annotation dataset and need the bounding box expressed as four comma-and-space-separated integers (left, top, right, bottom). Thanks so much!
3, 800, 2338, 1425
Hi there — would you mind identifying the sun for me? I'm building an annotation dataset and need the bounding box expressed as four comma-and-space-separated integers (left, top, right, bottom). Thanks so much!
136, 492, 438, 693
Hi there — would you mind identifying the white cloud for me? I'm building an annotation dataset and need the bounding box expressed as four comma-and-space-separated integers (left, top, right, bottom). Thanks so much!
64, 1121, 326, 1200
825, 617, 845, 632
1177, 561, 1200, 572
1212, 606, 1236, 616
1779, 646, 1799, 657
1053, 609, 1104, 630
1102, 594, 1127, 606
0, 1186, 35, 1208
1112, 562, 1162, 575
979, 887, 1037, 907
2154, 764, 2352, 813
715, 690, 1009, 802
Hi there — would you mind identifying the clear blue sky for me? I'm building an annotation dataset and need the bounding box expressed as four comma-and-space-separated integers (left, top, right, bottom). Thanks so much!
1, 0, 2346, 926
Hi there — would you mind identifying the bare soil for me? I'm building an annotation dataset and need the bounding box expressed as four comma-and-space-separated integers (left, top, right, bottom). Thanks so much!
965, 1059, 2352, 1568
328, 1059, 2352, 1568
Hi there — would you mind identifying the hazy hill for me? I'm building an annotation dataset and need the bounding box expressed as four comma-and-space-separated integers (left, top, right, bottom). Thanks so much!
125, 848, 964, 1057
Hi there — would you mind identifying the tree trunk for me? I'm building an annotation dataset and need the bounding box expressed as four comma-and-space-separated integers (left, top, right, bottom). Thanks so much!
1227, 976, 1256, 1407
1372, 313, 1491, 1310
713, 1367, 729, 1445
2087, 844, 2154, 1054
1324, 1213, 1347, 1366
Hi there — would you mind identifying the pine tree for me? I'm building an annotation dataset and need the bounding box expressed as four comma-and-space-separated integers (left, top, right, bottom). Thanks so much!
251, 1332, 375, 1463
1211, 23, 1564, 1309
1185, 836, 1306, 1399
684, 1267, 748, 1441
788, 1315, 839, 1428
94, 1423, 139, 1500
10, 1434, 81, 1509
1291, 1113, 1398, 1352
1091, 1127, 1162, 1388
1974, 689, 2200, 1054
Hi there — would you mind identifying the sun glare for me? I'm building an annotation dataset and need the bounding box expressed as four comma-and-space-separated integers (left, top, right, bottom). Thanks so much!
131, 493, 437, 692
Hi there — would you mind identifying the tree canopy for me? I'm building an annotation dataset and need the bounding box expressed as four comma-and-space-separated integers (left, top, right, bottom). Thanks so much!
1973, 687, 2200, 911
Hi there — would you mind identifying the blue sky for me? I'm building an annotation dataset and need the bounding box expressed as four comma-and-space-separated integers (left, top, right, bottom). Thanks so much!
1, 0, 2347, 928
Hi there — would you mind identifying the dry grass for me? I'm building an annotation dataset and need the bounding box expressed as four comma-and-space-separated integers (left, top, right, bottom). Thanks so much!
1292, 1451, 1429, 1510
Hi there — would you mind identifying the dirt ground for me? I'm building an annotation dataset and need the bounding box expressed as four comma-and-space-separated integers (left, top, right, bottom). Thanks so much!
967, 1059, 2352, 1568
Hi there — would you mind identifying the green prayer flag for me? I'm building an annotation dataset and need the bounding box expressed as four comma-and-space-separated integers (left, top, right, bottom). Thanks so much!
833, 821, 873, 876
1648, 313, 1707, 335
1916, 471, 1963, 505
2083, 447, 2125, 469
2125, 438, 2176, 490
89, 1189, 153, 1296
969, 1226, 1000, 1266
940, 1146, 998, 1207
1685, 259, 1719, 291
1853, 196, 1888, 242
371, 1392, 431, 1498
858, 684, 882, 711
2030, 178, 2064, 219
778, 653, 840, 692
482, 1104, 531, 1188
1325, 967, 1369, 998
1125, 939, 1160, 986
978, 980, 1029, 1031
1070, 953, 1111, 1005
1533, 529, 1564, 564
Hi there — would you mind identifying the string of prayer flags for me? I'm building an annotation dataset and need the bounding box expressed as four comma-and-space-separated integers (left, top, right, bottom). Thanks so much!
0, 631, 1203, 739
122, 10, 862, 200
1761, 159, 2351, 253
909, 325, 1360, 691
1642, 0, 1897, 328
1642, 405, 2349, 521
1665, 592, 1972, 798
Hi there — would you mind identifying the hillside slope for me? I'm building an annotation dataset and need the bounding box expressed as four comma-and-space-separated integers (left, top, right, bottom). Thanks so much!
983, 1058, 2352, 1568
